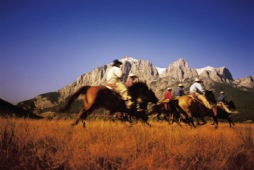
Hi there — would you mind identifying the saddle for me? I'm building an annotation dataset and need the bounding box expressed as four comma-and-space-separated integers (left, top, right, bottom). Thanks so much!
189, 93, 198, 100
162, 99, 170, 103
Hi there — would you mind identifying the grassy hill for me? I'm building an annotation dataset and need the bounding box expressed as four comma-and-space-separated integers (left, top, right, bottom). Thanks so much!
0, 98, 42, 119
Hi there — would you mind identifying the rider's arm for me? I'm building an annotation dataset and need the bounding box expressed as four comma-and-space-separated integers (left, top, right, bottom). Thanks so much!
196, 83, 205, 94
114, 67, 123, 78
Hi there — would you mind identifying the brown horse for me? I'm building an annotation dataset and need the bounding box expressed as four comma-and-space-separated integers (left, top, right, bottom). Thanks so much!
59, 82, 158, 127
177, 90, 218, 128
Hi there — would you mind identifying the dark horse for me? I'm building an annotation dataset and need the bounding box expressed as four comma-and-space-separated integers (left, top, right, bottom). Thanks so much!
209, 100, 238, 127
191, 100, 238, 127
147, 100, 182, 125
60, 82, 158, 127
177, 90, 218, 128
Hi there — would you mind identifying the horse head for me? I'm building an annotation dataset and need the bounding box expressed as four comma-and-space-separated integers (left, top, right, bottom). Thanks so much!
129, 82, 159, 104
205, 90, 217, 104
228, 100, 237, 110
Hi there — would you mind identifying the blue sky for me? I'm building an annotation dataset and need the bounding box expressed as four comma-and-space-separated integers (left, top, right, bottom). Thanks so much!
0, 0, 253, 104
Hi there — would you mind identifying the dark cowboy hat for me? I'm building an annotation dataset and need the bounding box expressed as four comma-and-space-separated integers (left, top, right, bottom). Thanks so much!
112, 59, 122, 65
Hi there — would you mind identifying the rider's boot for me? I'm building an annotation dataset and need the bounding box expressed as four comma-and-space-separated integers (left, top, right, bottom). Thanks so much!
125, 99, 134, 109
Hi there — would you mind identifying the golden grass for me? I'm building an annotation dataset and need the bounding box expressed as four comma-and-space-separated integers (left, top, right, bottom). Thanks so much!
0, 118, 253, 170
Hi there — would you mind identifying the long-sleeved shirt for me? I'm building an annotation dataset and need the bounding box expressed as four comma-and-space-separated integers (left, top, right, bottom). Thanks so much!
218, 94, 227, 103
175, 87, 185, 96
106, 66, 123, 84
164, 91, 173, 100
189, 82, 204, 94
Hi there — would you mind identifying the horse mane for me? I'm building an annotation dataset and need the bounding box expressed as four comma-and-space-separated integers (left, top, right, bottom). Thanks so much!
228, 100, 236, 110
130, 81, 149, 90
204, 90, 216, 104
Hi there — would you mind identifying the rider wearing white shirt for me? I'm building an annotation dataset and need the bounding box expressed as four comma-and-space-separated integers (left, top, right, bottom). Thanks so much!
106, 59, 134, 108
189, 78, 215, 111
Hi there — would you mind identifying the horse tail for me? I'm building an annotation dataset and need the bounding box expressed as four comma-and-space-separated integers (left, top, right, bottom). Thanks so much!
59, 86, 91, 112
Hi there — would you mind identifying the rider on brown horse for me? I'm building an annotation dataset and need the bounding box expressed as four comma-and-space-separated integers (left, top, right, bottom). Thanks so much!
106, 59, 134, 109
189, 78, 217, 117
174, 83, 185, 99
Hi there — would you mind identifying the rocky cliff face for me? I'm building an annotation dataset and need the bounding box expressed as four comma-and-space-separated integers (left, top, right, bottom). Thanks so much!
233, 76, 254, 89
17, 56, 253, 112
160, 58, 198, 81
196, 66, 233, 83
56, 56, 159, 103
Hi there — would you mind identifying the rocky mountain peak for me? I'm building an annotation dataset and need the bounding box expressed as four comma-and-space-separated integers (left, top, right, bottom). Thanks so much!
160, 58, 198, 81
171, 58, 188, 67
196, 66, 233, 82
234, 76, 254, 89
120, 56, 138, 63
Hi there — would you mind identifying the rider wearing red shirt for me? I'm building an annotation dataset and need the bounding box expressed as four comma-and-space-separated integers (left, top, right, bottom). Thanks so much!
163, 87, 173, 110
164, 87, 173, 101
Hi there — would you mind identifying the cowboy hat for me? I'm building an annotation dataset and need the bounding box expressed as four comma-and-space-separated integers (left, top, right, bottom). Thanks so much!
220, 91, 225, 94
128, 73, 137, 77
112, 59, 122, 65
167, 87, 172, 90
178, 83, 184, 87
195, 78, 202, 82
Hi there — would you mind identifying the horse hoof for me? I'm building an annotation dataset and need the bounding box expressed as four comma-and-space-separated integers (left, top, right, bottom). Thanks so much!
83, 122, 86, 128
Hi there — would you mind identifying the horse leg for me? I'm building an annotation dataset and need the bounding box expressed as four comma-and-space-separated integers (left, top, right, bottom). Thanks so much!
72, 108, 87, 126
169, 113, 174, 124
212, 107, 218, 128
196, 117, 201, 125
157, 112, 163, 122
228, 118, 232, 127
188, 116, 196, 128
73, 108, 92, 128
228, 117, 234, 127
197, 117, 206, 125
145, 121, 152, 127
140, 111, 150, 126
182, 112, 195, 128
184, 109, 196, 128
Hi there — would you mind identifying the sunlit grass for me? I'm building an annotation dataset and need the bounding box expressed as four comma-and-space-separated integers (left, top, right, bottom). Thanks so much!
0, 118, 253, 169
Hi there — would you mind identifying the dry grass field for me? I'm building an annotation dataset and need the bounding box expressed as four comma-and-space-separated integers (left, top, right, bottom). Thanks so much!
0, 118, 253, 170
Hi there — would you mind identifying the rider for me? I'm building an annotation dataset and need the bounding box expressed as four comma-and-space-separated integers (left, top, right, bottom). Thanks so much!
189, 78, 217, 116
125, 73, 138, 87
163, 87, 173, 110
106, 59, 134, 109
174, 83, 185, 99
217, 91, 233, 113
125, 73, 142, 111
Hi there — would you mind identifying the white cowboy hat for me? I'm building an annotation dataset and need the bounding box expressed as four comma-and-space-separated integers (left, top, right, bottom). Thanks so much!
220, 91, 225, 94
167, 87, 172, 90
129, 73, 137, 77
178, 83, 184, 87
195, 78, 201, 82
